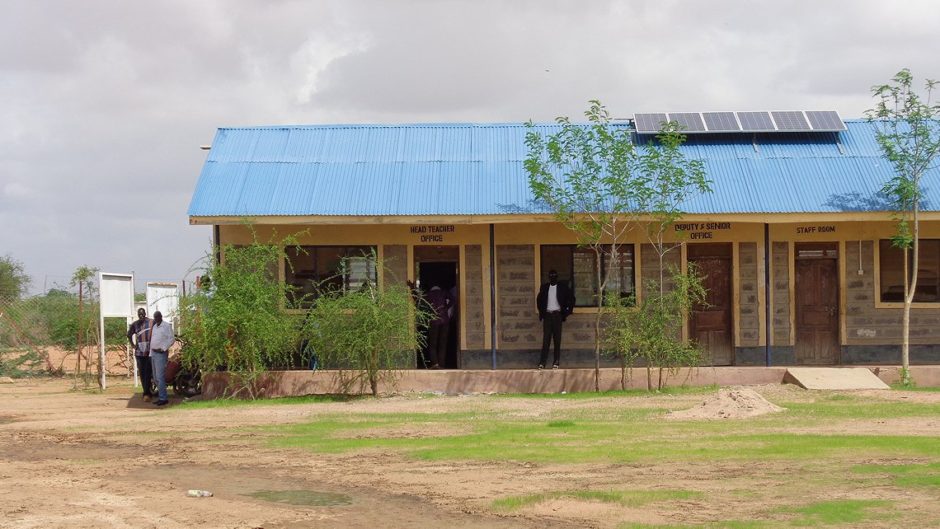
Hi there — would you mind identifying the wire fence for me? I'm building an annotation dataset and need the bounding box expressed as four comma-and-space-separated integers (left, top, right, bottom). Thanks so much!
0, 296, 133, 378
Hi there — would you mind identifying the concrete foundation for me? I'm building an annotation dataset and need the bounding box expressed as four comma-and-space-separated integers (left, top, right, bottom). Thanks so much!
783, 367, 890, 390
200, 366, 940, 399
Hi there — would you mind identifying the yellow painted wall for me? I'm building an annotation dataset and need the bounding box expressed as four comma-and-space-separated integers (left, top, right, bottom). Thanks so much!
216, 219, 940, 356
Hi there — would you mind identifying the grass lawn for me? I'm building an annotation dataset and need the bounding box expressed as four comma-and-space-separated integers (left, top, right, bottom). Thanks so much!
255, 387, 940, 528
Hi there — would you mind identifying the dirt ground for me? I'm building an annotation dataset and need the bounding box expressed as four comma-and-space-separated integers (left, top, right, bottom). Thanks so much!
2, 378, 939, 529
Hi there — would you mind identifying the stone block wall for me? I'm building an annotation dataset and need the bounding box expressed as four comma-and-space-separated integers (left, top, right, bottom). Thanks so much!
463, 245, 485, 350
738, 242, 760, 347
844, 240, 940, 346
844, 240, 880, 344
771, 242, 791, 346
497, 245, 539, 350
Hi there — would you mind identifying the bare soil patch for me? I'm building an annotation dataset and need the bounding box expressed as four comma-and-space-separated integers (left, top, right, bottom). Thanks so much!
1, 378, 938, 528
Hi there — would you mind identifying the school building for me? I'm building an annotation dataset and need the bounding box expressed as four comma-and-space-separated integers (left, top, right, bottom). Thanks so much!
187, 113, 940, 369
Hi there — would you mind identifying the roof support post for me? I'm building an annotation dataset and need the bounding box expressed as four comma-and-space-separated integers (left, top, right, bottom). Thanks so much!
764, 222, 772, 367
490, 223, 497, 370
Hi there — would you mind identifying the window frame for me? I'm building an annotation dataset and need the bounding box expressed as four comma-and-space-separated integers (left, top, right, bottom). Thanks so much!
539, 244, 636, 308
284, 245, 377, 308
876, 238, 940, 305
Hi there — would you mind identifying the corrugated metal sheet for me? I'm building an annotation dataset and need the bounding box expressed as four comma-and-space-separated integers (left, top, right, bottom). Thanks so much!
187, 120, 940, 217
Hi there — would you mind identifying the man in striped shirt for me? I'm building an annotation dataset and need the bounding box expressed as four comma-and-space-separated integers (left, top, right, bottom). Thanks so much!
127, 308, 154, 402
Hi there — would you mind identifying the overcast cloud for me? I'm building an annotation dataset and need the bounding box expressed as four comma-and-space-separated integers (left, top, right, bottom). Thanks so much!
2, 0, 939, 294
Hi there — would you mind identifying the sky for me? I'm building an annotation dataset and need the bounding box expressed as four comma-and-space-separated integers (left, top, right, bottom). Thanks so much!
2, 0, 939, 295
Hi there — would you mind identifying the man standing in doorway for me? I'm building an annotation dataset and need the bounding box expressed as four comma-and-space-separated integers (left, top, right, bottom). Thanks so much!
148, 311, 176, 406
425, 285, 451, 369
536, 269, 574, 369
127, 308, 153, 402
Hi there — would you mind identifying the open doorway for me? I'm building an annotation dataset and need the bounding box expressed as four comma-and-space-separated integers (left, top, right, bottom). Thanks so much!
414, 246, 460, 369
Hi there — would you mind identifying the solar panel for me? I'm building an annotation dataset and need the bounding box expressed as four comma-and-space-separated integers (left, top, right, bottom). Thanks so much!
702, 112, 741, 132
771, 111, 811, 131
737, 111, 776, 132
633, 110, 844, 135
633, 113, 669, 133
668, 112, 707, 132
805, 110, 846, 131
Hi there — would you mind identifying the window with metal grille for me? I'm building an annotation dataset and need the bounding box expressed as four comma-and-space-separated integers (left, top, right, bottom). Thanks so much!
539, 244, 635, 307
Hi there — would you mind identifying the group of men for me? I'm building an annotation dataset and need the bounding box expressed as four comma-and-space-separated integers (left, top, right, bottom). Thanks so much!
127, 308, 176, 406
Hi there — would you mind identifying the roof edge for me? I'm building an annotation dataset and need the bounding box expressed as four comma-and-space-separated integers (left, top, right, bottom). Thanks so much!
189, 211, 939, 226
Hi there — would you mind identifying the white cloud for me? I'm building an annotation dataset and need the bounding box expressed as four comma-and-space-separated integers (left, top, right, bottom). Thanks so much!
292, 33, 371, 104
1, 0, 938, 294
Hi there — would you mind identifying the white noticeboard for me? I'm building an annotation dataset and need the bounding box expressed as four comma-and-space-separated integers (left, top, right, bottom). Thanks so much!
98, 272, 135, 390
100, 273, 135, 317
146, 282, 179, 324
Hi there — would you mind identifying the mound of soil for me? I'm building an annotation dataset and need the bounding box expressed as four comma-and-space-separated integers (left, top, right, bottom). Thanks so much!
666, 387, 785, 420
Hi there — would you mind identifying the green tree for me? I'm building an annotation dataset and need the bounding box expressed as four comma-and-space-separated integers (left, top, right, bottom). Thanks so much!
180, 237, 303, 399
303, 266, 429, 397
634, 121, 711, 389
69, 265, 99, 378
606, 267, 706, 390
867, 68, 940, 386
0, 255, 29, 300
525, 101, 710, 391
636, 121, 711, 293
525, 101, 642, 391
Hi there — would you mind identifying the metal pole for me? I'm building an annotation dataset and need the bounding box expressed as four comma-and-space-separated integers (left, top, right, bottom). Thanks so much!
130, 316, 138, 387
489, 223, 497, 370
98, 314, 106, 390
764, 223, 772, 367
130, 274, 137, 385
75, 281, 83, 374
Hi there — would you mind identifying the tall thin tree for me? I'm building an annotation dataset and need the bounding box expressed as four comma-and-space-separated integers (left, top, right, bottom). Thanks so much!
867, 69, 940, 386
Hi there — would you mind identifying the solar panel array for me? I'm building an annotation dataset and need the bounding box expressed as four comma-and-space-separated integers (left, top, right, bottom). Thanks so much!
633, 110, 846, 134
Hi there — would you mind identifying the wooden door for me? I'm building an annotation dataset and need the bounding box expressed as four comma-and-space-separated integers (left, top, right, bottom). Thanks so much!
795, 244, 840, 364
689, 244, 734, 366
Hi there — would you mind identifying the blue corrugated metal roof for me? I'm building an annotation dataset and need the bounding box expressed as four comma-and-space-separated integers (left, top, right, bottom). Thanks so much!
187, 120, 940, 217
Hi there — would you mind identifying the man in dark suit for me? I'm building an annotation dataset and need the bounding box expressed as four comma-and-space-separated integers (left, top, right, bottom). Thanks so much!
536, 269, 575, 369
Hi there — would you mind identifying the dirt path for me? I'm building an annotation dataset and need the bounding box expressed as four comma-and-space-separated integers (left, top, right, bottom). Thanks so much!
0, 379, 585, 529
2, 378, 938, 528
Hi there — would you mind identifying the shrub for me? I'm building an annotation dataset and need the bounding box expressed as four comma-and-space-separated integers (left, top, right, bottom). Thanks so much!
303, 270, 429, 397
605, 266, 706, 390
180, 238, 303, 399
